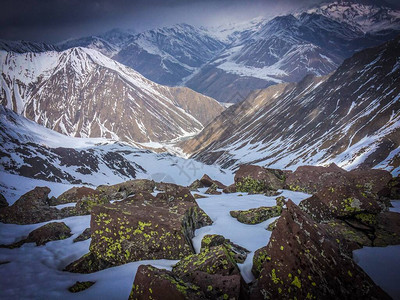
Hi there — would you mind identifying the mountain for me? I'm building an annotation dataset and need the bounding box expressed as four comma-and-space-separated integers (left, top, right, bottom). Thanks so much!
0, 105, 231, 186
0, 39, 59, 53
185, 6, 400, 102
0, 47, 224, 145
181, 36, 400, 174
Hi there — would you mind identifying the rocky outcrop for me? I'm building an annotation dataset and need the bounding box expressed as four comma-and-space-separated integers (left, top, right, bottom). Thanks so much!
66, 188, 212, 273
74, 192, 110, 215
234, 165, 286, 193
200, 234, 249, 264
250, 200, 391, 299
0, 193, 8, 208
1, 222, 72, 248
205, 184, 222, 195
230, 206, 283, 225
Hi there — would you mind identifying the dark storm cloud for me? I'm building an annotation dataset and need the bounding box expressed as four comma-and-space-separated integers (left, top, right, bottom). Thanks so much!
2, 0, 386, 43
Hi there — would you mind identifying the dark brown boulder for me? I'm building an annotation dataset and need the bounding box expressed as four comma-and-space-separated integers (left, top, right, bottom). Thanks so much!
188, 179, 206, 191
66, 188, 212, 273
0, 187, 60, 224
50, 186, 99, 205
349, 168, 393, 195
205, 183, 222, 195
74, 192, 109, 215
223, 184, 236, 193
373, 211, 400, 246
234, 165, 285, 193
200, 174, 226, 189
387, 176, 400, 199
129, 265, 206, 300
0, 193, 8, 208
230, 206, 282, 225
200, 234, 249, 264
250, 200, 390, 299
286, 163, 348, 194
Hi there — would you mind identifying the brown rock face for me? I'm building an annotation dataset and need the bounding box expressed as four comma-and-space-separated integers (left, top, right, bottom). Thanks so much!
130, 265, 206, 300
230, 206, 282, 225
66, 188, 212, 272
0, 193, 8, 208
251, 200, 390, 299
200, 174, 226, 189
50, 186, 100, 205
97, 179, 156, 200
234, 165, 286, 193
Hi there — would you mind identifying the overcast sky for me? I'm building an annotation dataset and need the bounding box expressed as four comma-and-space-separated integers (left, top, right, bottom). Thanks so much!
1, 0, 398, 43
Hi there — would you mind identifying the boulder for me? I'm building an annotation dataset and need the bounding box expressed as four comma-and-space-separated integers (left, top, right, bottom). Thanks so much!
73, 228, 91, 243
0, 193, 8, 208
222, 184, 236, 193
74, 192, 110, 215
373, 211, 400, 247
2, 222, 72, 248
250, 200, 390, 299
129, 265, 206, 300
230, 206, 282, 224
188, 179, 206, 191
50, 186, 99, 206
200, 234, 249, 264
349, 168, 393, 195
275, 196, 286, 207
387, 176, 400, 199
200, 174, 226, 189
66, 188, 212, 273
0, 187, 60, 224
234, 165, 285, 193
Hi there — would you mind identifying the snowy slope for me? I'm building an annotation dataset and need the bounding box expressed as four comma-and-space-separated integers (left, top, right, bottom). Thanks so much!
0, 106, 232, 199
0, 47, 224, 144
182, 36, 400, 174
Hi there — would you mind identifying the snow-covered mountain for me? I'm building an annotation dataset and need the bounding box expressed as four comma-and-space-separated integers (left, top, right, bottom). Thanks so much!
0, 39, 59, 53
0, 105, 231, 188
186, 6, 400, 102
181, 36, 400, 174
0, 47, 224, 144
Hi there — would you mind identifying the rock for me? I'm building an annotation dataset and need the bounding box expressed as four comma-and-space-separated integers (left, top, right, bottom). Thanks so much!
0, 193, 8, 208
286, 164, 392, 195
2, 222, 72, 248
388, 176, 400, 199
205, 183, 222, 195
0, 187, 61, 224
200, 234, 249, 264
230, 206, 282, 224
325, 220, 372, 249
64, 253, 113, 274
66, 188, 212, 273
156, 182, 187, 193
188, 179, 206, 191
129, 265, 206, 300
266, 219, 278, 232
234, 165, 285, 193
200, 174, 226, 189
97, 179, 155, 200
373, 211, 400, 247
286, 163, 348, 193
300, 185, 382, 220
263, 190, 281, 196
50, 186, 99, 206
68, 281, 95, 293
73, 228, 91, 243
193, 194, 208, 199
250, 200, 390, 299
222, 184, 236, 193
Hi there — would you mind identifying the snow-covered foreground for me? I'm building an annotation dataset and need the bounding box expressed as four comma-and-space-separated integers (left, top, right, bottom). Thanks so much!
0, 187, 399, 299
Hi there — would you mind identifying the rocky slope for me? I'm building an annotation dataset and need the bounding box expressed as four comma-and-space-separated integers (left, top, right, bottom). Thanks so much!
0, 47, 224, 144
181, 36, 400, 174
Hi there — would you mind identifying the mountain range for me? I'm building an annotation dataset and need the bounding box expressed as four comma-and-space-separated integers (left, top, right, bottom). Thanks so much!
181, 35, 400, 174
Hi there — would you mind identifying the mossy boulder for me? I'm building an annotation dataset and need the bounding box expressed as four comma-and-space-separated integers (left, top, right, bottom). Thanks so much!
250, 200, 390, 299
74, 192, 110, 215
66, 188, 212, 272
266, 219, 278, 231
129, 265, 206, 300
275, 196, 286, 207
0, 187, 73, 224
234, 165, 285, 193
230, 206, 282, 224
200, 234, 249, 264
205, 183, 221, 195
50, 186, 99, 206
68, 281, 95, 293
188, 179, 206, 191
0, 193, 8, 208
